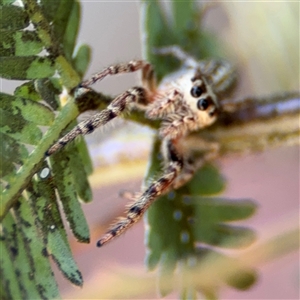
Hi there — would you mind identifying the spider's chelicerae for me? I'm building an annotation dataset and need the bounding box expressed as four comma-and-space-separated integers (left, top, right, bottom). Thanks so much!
46, 46, 238, 247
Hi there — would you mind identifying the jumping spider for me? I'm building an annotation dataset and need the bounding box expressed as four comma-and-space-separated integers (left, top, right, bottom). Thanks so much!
46, 46, 237, 247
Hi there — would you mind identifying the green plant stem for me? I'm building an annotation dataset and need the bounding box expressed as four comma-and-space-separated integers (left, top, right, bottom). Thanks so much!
0, 100, 79, 221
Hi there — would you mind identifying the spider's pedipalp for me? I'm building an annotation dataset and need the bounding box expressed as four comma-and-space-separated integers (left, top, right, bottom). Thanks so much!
146, 89, 183, 119
46, 86, 148, 156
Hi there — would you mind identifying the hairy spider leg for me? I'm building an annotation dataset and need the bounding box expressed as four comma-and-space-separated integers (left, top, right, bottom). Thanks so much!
155, 46, 237, 98
81, 60, 152, 87
46, 87, 148, 156
146, 89, 184, 118
142, 63, 157, 93
202, 60, 237, 98
97, 139, 184, 247
46, 60, 156, 156
153, 45, 198, 68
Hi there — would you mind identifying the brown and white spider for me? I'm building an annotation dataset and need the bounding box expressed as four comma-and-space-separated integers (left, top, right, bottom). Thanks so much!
46, 46, 237, 247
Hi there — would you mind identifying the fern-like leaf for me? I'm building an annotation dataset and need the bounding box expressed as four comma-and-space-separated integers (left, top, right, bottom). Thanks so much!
0, 0, 96, 298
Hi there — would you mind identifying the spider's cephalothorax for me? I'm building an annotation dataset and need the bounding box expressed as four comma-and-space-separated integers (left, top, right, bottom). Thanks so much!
46, 46, 236, 247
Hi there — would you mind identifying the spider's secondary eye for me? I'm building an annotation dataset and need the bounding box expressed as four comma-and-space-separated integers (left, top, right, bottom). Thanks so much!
190, 86, 203, 98
197, 98, 210, 111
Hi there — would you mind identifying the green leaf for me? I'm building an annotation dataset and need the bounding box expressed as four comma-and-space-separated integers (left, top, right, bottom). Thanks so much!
52, 0, 76, 43
192, 197, 257, 222
0, 100, 79, 221
0, 132, 28, 176
172, 0, 198, 38
196, 224, 256, 249
1, 1, 91, 298
50, 150, 90, 243
0, 157, 15, 179
72, 44, 91, 77
0, 241, 22, 299
0, 30, 43, 56
13, 197, 61, 299
0, 5, 29, 30
171, 1, 220, 59
28, 171, 83, 287
40, 0, 61, 21
63, 0, 80, 60
185, 164, 226, 195
1, 213, 25, 300
55, 54, 81, 88
225, 267, 257, 291
76, 138, 93, 176
141, 0, 178, 80
68, 142, 93, 203
0, 0, 15, 5
35, 78, 62, 110
14, 81, 41, 102
0, 109, 42, 145
191, 197, 257, 248
0, 56, 56, 80
195, 248, 257, 291
0, 92, 55, 126
142, 0, 173, 50
4, 212, 43, 300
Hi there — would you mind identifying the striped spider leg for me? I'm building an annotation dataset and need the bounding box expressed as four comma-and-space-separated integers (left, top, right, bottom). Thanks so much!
47, 47, 236, 247
46, 60, 154, 156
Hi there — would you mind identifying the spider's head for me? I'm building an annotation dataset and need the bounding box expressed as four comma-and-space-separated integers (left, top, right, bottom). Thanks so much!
184, 71, 220, 128
157, 68, 221, 139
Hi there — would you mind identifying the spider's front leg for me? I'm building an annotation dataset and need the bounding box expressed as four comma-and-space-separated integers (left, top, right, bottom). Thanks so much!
97, 139, 184, 247
81, 60, 153, 87
46, 87, 148, 155
46, 60, 156, 156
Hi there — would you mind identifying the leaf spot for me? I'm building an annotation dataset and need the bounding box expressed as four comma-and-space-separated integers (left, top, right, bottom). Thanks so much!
40, 167, 50, 179
180, 230, 190, 243
173, 210, 182, 221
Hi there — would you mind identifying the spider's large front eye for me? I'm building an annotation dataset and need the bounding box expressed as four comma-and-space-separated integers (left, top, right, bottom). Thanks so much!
197, 98, 210, 111
190, 86, 203, 98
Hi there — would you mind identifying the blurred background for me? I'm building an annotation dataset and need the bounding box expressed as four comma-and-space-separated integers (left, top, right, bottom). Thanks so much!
3, 1, 299, 299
